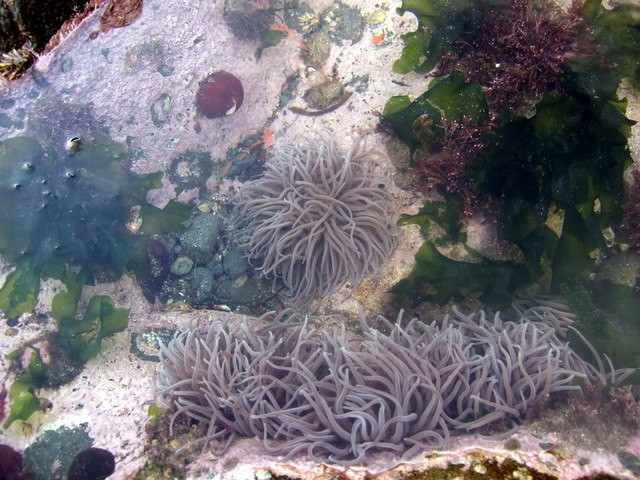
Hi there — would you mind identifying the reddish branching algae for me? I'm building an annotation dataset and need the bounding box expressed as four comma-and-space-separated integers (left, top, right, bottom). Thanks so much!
195, 71, 244, 118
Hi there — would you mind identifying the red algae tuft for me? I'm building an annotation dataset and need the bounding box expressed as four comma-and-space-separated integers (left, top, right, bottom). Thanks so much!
195, 71, 244, 118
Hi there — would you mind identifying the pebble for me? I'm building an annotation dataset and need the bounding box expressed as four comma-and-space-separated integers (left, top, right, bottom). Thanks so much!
170, 256, 194, 276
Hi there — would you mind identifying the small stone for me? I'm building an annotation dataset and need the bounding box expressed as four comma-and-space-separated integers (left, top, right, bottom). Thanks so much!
208, 253, 225, 276
304, 31, 331, 67
157, 63, 174, 77
180, 214, 220, 263
170, 256, 194, 276
223, 249, 249, 279
303, 80, 345, 110
190, 267, 215, 304
215, 276, 273, 306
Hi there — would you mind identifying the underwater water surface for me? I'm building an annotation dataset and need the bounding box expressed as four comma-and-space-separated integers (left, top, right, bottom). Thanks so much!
0, 0, 639, 479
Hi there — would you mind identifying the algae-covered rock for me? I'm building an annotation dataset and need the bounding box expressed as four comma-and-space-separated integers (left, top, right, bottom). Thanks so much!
303, 80, 345, 110
170, 256, 194, 276
304, 31, 331, 67
179, 214, 220, 264
24, 423, 93, 480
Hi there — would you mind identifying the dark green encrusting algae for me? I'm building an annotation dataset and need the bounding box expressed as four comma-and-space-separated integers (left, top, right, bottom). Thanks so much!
384, 0, 640, 374
0, 100, 192, 427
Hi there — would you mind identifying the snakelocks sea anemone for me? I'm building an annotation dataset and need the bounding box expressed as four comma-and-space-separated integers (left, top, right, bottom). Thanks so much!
157, 302, 632, 465
231, 135, 398, 307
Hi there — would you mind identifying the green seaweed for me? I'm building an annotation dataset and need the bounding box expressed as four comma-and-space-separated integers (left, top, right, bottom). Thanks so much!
0, 134, 191, 319
3, 271, 130, 428
584, 0, 640, 88
54, 284, 129, 362
3, 344, 48, 428
393, 201, 529, 305
3, 379, 41, 428
394, 0, 483, 74
0, 132, 191, 427
383, 70, 488, 149
256, 28, 287, 58
392, 241, 530, 305
0, 260, 40, 319
51, 269, 85, 322
387, 0, 640, 367
0, 135, 162, 318
398, 200, 464, 242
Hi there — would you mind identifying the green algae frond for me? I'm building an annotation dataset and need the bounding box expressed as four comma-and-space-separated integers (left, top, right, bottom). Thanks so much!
0, 130, 192, 426
0, 131, 191, 317
386, 0, 640, 371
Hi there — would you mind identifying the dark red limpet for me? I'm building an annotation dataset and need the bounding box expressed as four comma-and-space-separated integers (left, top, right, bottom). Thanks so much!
195, 71, 244, 118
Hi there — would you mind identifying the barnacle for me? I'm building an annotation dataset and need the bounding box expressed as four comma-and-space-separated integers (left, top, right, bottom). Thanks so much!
0, 42, 37, 80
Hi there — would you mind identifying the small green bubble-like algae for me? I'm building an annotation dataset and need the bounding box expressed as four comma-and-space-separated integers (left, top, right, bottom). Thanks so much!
24, 423, 93, 480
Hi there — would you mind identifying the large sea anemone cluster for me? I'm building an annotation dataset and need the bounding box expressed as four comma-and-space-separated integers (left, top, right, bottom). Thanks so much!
157, 302, 628, 465
231, 136, 398, 307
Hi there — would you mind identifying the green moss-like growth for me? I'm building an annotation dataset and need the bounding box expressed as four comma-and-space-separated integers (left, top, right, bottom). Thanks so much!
386, 0, 640, 369
23, 423, 93, 480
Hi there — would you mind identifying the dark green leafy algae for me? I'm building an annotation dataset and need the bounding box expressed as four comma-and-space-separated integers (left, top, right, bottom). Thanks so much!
385, 0, 640, 371
0, 132, 189, 316
0, 135, 159, 316
0, 128, 191, 427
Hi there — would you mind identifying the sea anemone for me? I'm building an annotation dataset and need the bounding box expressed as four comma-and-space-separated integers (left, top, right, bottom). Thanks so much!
195, 71, 244, 118
231, 135, 398, 306
157, 305, 631, 465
